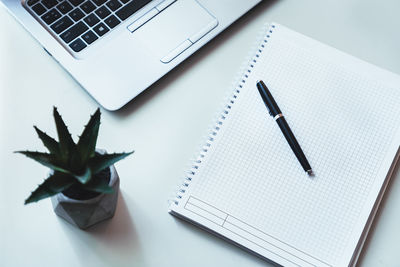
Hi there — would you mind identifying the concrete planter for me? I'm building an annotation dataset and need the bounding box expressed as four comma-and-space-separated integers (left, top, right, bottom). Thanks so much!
51, 165, 119, 229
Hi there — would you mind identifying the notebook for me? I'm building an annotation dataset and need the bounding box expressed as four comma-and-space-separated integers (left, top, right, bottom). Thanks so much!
168, 23, 400, 267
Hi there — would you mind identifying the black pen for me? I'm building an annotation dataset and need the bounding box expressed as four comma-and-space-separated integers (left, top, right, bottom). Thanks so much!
256, 80, 313, 175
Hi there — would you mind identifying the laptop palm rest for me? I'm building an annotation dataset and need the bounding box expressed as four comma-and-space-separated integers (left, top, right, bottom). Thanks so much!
131, 0, 218, 63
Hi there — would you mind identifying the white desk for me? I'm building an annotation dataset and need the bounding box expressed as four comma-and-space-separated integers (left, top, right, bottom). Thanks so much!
1, 1, 400, 266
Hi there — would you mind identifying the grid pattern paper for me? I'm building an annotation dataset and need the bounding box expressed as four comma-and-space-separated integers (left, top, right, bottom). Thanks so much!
171, 24, 400, 267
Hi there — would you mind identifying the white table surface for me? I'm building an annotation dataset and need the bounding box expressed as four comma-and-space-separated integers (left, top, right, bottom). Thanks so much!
1, 1, 400, 266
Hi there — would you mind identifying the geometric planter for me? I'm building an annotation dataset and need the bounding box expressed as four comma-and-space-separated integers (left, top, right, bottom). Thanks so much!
51, 165, 119, 230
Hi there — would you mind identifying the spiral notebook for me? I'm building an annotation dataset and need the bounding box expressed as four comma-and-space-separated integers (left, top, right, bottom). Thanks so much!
168, 23, 400, 267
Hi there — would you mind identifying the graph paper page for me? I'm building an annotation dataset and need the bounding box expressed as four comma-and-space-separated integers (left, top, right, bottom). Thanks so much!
170, 24, 400, 267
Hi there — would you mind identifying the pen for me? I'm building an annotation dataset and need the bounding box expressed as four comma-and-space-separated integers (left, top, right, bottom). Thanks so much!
256, 80, 313, 175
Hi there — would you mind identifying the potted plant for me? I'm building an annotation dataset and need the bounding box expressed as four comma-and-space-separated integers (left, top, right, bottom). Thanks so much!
16, 107, 133, 229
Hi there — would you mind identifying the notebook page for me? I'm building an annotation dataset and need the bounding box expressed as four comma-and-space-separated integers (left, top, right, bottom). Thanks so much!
170, 24, 400, 267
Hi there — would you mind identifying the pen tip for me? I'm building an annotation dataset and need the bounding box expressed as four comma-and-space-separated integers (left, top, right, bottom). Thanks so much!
256, 80, 261, 84
306, 169, 314, 176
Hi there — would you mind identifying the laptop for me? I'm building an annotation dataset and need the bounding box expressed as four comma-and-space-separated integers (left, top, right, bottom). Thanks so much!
1, 0, 261, 110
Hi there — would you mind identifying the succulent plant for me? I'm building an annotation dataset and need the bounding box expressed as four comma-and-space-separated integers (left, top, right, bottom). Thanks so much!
16, 107, 133, 204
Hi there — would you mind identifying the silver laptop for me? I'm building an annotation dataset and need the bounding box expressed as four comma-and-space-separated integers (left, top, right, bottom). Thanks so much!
1, 0, 260, 110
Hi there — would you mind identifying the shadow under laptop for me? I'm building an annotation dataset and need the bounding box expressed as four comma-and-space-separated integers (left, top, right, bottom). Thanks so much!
58, 192, 145, 266
113, 0, 279, 118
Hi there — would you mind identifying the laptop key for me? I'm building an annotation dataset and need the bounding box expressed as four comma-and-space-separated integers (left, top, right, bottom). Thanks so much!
60, 21, 89, 43
106, 0, 122, 11
80, 1, 96, 14
95, 6, 111, 19
32, 3, 46, 16
70, 0, 84, 6
116, 0, 151, 21
56, 1, 73, 14
27, 0, 40, 6
93, 22, 109, 36
51, 16, 73, 34
92, 0, 107, 6
84, 13, 100, 26
69, 8, 85, 21
28, 0, 149, 53
104, 15, 120, 28
69, 38, 87, 52
81, 30, 98, 44
42, 0, 58, 9
41, 8, 62, 24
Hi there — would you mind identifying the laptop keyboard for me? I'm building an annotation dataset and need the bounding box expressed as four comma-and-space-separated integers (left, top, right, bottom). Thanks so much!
25, 0, 153, 53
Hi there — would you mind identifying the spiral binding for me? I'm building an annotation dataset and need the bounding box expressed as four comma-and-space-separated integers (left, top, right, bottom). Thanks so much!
171, 23, 277, 206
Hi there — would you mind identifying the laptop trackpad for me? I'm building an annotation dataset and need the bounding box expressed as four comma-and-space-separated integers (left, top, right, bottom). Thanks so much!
132, 0, 217, 62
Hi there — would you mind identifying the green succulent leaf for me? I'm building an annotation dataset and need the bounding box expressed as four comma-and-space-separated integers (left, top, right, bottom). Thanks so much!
20, 107, 134, 204
15, 151, 70, 174
82, 174, 114, 194
89, 151, 133, 174
76, 108, 101, 164
25, 172, 75, 204
69, 148, 84, 173
73, 167, 92, 184
34, 126, 60, 155
53, 107, 76, 162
